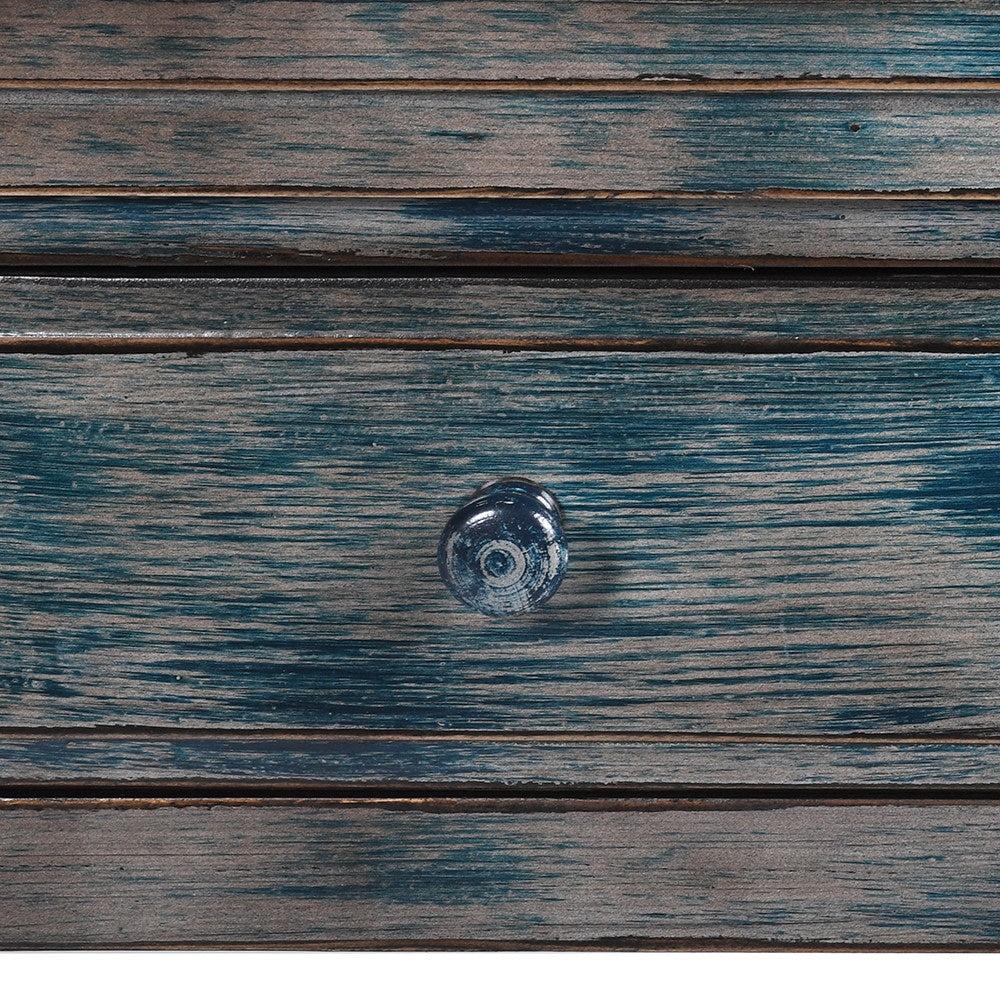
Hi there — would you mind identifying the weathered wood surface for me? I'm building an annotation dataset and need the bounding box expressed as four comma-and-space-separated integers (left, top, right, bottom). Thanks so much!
8, 2, 1000, 83
3, 796, 1000, 947
7, 90, 1000, 192
5, 196, 1000, 266
8, 273, 1000, 350
4, 351, 1000, 734
3, 735, 1000, 788
6, 5, 1000, 269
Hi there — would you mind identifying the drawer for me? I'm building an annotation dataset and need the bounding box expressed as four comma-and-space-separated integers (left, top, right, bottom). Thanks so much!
4, 283, 1000, 790
6, 346, 1000, 737
7, 0, 1000, 953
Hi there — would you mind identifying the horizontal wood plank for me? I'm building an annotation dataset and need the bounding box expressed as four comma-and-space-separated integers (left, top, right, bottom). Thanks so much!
4, 351, 1000, 735
7, 274, 1000, 350
6, 2, 1000, 83
1, 735, 1000, 788
3, 196, 1000, 266
2, 797, 1000, 946
5, 90, 1000, 192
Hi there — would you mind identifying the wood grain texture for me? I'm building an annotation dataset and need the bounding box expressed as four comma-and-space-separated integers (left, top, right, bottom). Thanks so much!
6, 89, 1000, 193
8, 274, 1000, 350
3, 796, 1000, 947
7, 2, 1000, 83
3, 735, 1000, 788
4, 351, 1000, 734
6, 196, 1000, 267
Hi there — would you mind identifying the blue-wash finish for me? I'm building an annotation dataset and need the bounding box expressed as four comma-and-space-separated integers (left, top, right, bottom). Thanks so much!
10, 90, 1000, 192
2, 197, 1000, 266
438, 479, 568, 617
3, 352, 1000, 734
8, 2, 1000, 82
6, 0, 1000, 955
1, 734, 1000, 788
7, 274, 1000, 350
2, 797, 1000, 946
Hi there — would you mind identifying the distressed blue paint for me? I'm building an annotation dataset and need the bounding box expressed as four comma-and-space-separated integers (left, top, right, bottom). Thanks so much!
9, 2, 1000, 82
0, 735, 1000, 787
2, 196, 999, 266
916, 448, 1000, 530
8, 90, 1000, 192
4, 0, 998, 952
439, 479, 568, 617
230, 820, 544, 907
1, 352, 1000, 734
3, 799, 1000, 946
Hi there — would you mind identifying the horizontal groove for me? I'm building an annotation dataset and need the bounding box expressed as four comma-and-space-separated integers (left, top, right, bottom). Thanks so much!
1, 789, 1000, 806
4, 186, 1000, 201
6, 257, 1000, 272
5, 77, 1000, 94
10, 336, 1000, 356
12, 939, 996, 953
3, 256, 999, 271
6, 264, 1000, 283
2, 727, 1000, 745
6, 261, 1000, 285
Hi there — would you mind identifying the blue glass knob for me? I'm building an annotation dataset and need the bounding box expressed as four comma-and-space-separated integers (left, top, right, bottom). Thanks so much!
438, 478, 568, 617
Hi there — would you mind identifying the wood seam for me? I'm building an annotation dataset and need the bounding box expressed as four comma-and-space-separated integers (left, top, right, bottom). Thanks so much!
4, 77, 1000, 93
1, 940, 991, 953
0, 795, 996, 809
3, 729, 1000, 745
7, 187, 1000, 201
7, 336, 1000, 355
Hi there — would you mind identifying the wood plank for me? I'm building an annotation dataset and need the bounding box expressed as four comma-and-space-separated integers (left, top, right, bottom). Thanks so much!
8, 273, 1000, 350
5, 90, 1000, 192
6, 2, 1000, 83
2, 796, 1000, 947
3, 196, 1000, 266
2, 735, 1000, 788
4, 351, 1000, 735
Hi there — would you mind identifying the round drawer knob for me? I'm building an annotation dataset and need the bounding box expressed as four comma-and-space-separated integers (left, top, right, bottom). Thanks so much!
438, 478, 568, 617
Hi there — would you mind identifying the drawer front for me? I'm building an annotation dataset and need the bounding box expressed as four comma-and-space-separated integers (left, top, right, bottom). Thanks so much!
3, 795, 1000, 948
6, 0, 1000, 952
4, 347, 1000, 739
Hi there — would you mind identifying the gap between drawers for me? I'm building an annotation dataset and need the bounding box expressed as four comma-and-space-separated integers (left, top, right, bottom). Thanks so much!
6, 265, 1000, 354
